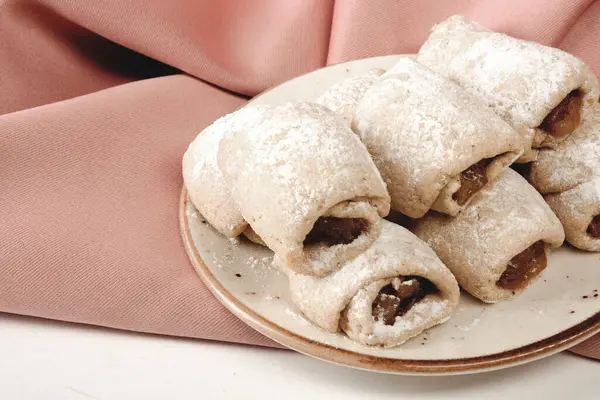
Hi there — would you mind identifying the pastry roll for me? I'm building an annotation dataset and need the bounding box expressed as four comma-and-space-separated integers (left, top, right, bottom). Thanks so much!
353, 58, 522, 218
418, 15, 600, 161
316, 68, 385, 125
182, 105, 271, 237
414, 169, 565, 303
530, 107, 600, 251
283, 220, 459, 348
218, 102, 390, 276
530, 106, 600, 194
545, 179, 600, 252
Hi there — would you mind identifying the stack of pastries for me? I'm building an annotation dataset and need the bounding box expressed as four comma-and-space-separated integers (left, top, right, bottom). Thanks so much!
182, 15, 600, 348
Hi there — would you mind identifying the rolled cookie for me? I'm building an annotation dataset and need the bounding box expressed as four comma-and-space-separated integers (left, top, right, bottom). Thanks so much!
413, 169, 565, 303
182, 105, 272, 237
353, 58, 522, 218
545, 179, 600, 252
283, 220, 459, 348
218, 102, 390, 276
530, 105, 600, 194
418, 15, 599, 161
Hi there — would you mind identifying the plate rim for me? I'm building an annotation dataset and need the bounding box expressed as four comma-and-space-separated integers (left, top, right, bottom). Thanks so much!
181, 188, 600, 375
179, 54, 600, 374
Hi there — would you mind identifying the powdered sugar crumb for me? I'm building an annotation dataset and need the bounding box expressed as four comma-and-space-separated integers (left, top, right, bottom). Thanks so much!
456, 317, 481, 332
186, 207, 200, 219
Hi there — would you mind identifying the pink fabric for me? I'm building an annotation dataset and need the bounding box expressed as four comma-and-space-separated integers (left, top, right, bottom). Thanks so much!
1, 0, 599, 357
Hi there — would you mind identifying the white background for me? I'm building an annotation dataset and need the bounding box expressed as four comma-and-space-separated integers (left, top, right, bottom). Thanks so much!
1, 313, 598, 400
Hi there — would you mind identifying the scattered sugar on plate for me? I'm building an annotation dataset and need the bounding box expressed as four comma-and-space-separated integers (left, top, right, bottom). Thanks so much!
456, 317, 481, 332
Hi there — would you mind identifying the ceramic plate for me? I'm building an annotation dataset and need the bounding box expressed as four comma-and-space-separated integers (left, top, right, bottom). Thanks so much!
180, 55, 600, 375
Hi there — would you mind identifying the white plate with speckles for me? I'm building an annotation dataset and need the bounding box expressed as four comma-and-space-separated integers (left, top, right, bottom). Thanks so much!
180, 55, 600, 375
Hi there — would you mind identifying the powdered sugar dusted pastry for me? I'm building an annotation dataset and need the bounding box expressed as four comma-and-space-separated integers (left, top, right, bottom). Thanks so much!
529, 106, 600, 252
218, 102, 390, 276
182, 105, 272, 237
545, 179, 600, 252
530, 106, 600, 194
418, 15, 600, 162
353, 58, 522, 218
282, 220, 459, 348
414, 169, 565, 303
316, 68, 385, 125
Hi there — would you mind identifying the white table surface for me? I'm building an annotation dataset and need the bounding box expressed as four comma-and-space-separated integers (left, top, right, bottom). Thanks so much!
1, 313, 598, 400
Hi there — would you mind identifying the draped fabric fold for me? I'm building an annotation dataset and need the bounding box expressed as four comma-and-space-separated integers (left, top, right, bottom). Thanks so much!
1, 0, 599, 357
